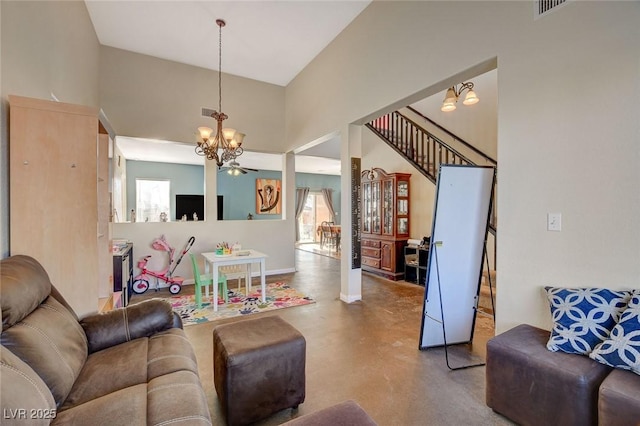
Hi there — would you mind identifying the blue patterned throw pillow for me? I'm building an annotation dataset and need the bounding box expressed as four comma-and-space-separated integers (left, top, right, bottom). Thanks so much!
589, 292, 640, 374
545, 287, 631, 355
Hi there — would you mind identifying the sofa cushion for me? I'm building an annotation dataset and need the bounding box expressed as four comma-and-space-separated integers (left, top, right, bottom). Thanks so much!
61, 328, 199, 411
1, 345, 56, 426
589, 292, 640, 374
545, 286, 631, 355
486, 323, 611, 426
56, 371, 211, 426
1, 255, 52, 328
147, 370, 211, 426
60, 338, 149, 410
598, 368, 640, 425
1, 296, 88, 407
53, 383, 148, 426
147, 328, 199, 380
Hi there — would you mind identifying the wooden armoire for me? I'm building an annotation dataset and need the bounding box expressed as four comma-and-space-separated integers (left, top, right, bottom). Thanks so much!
9, 95, 112, 317
361, 167, 411, 281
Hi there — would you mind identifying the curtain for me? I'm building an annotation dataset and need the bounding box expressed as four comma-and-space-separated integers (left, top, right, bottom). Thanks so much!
321, 188, 336, 223
295, 187, 310, 241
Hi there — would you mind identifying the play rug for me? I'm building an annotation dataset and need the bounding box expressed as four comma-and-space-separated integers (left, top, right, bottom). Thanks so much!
161, 282, 315, 326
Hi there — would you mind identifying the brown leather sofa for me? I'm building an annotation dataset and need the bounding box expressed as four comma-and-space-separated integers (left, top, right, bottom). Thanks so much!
1, 255, 211, 425
486, 324, 640, 426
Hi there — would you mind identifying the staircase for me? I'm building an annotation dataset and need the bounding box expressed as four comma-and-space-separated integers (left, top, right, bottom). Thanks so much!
365, 108, 497, 233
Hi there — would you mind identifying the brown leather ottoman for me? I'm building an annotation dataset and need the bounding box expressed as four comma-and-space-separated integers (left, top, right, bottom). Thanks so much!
599, 368, 640, 425
282, 400, 377, 425
213, 315, 306, 426
486, 324, 611, 426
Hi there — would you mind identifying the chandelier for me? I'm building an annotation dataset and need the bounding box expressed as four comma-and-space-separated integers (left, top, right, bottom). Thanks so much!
196, 19, 245, 167
441, 81, 479, 112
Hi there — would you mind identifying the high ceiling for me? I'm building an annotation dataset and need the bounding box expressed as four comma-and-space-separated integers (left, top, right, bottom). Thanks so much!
86, 1, 368, 173
85, 1, 371, 87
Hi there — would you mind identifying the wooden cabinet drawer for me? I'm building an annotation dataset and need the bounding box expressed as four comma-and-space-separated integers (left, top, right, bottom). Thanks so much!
362, 247, 380, 258
362, 257, 380, 269
362, 239, 381, 248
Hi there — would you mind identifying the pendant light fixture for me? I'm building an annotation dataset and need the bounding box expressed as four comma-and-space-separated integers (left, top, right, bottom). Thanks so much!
196, 19, 245, 167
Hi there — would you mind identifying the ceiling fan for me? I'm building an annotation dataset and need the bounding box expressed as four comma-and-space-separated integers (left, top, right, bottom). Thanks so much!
219, 161, 258, 176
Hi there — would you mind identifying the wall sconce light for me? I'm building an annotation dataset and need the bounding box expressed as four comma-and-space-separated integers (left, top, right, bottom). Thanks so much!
441, 82, 479, 112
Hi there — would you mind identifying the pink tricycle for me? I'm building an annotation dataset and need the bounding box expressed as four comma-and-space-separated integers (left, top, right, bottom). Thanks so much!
132, 235, 195, 295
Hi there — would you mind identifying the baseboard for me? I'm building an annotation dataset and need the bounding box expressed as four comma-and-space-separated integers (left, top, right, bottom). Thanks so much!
340, 293, 362, 303
155, 268, 296, 289
266, 267, 296, 276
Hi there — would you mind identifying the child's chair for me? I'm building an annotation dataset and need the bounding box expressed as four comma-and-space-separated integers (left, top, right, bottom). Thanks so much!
189, 253, 228, 308
220, 264, 250, 295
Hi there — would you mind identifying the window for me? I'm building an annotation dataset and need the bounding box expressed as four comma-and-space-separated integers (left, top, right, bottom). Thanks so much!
136, 179, 170, 222
298, 192, 332, 243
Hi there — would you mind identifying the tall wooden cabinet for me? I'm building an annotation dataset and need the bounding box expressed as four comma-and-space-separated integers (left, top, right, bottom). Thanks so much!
9, 95, 112, 317
361, 167, 411, 281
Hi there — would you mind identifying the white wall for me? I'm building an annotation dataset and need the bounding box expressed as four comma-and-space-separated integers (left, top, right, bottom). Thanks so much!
114, 220, 296, 285
286, 1, 640, 333
100, 46, 286, 152
1, 0, 100, 257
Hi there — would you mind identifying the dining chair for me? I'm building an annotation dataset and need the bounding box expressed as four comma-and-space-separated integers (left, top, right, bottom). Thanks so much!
189, 253, 228, 308
320, 221, 336, 250
320, 220, 340, 252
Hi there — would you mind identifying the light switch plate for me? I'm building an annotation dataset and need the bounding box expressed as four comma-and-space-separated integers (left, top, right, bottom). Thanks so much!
547, 213, 562, 231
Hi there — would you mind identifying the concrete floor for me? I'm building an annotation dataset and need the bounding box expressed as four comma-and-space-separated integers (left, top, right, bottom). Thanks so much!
131, 249, 512, 425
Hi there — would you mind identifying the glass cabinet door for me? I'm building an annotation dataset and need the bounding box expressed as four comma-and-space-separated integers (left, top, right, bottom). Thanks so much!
371, 181, 381, 233
382, 179, 393, 235
397, 199, 408, 215
398, 217, 409, 235
397, 180, 409, 197
362, 182, 371, 233
396, 179, 409, 236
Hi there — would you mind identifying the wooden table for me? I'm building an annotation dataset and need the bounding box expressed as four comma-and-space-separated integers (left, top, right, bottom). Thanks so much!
316, 224, 341, 234
316, 225, 341, 249
201, 250, 268, 312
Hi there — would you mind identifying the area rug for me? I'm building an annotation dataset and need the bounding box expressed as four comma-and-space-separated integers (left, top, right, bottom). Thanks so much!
162, 282, 315, 326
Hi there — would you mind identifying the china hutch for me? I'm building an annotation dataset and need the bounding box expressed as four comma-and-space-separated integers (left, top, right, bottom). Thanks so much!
361, 167, 411, 280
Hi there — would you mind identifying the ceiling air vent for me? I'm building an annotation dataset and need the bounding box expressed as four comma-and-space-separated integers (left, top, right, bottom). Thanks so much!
534, 0, 568, 19
201, 107, 216, 118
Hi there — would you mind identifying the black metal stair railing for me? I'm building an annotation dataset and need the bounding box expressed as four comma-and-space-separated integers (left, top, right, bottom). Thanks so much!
406, 106, 497, 167
365, 110, 497, 233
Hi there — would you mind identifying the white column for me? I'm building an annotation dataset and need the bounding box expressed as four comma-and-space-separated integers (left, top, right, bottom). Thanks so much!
283, 152, 295, 221
204, 157, 218, 221
340, 124, 363, 303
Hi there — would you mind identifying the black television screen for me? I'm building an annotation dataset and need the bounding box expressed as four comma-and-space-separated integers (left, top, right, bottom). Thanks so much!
175, 195, 205, 221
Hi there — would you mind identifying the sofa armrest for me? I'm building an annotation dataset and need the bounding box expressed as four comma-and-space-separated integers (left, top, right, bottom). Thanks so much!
80, 299, 179, 353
